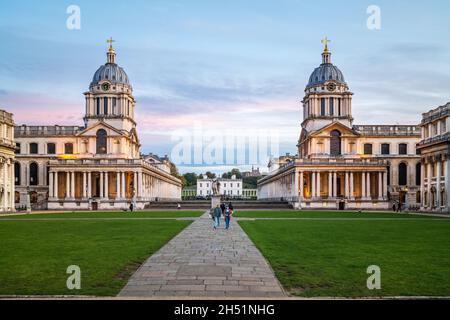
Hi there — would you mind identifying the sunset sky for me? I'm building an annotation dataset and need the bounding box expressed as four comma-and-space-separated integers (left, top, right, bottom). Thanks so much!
1, 0, 450, 173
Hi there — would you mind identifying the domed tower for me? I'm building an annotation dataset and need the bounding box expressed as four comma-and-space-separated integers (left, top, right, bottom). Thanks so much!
301, 38, 353, 133
83, 38, 136, 133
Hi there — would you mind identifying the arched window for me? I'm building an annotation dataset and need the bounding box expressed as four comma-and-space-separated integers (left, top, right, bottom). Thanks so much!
330, 130, 341, 156
415, 163, 421, 186
14, 162, 21, 185
30, 162, 39, 186
65, 143, 73, 154
96, 129, 107, 154
399, 162, 407, 186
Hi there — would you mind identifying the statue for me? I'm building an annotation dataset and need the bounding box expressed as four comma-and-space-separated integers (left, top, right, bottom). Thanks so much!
212, 179, 220, 196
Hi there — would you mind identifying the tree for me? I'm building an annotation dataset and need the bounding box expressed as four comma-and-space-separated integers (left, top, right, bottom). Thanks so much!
205, 171, 216, 179
198, 174, 204, 179
169, 162, 187, 187
183, 172, 198, 186
230, 168, 242, 179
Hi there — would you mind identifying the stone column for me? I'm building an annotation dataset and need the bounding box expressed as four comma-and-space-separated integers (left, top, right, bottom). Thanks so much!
87, 172, 92, 198
446, 159, 450, 211
49, 171, 54, 198
99, 171, 104, 199
378, 172, 383, 200
54, 172, 58, 199
383, 171, 388, 199
366, 172, 371, 200
333, 172, 337, 198
121, 172, 126, 199
436, 160, 442, 209
299, 171, 304, 200
420, 163, 425, 207
344, 172, 349, 198
133, 171, 138, 199
105, 172, 109, 199
311, 172, 316, 200
361, 172, 366, 199
71, 171, 75, 198
328, 172, 333, 198
116, 172, 121, 200
427, 162, 432, 208
316, 172, 321, 199
65, 172, 70, 199
82, 172, 87, 199
350, 172, 354, 200
137, 171, 143, 198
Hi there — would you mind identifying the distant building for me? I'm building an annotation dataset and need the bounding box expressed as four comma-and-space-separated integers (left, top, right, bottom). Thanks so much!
197, 175, 243, 197
242, 166, 262, 178
0, 109, 15, 212
417, 103, 450, 211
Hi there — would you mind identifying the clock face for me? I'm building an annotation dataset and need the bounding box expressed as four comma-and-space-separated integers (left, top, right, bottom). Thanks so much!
327, 83, 336, 92
101, 83, 110, 91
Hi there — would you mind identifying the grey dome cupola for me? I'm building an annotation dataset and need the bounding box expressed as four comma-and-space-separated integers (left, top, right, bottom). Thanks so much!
90, 38, 131, 87
306, 39, 346, 89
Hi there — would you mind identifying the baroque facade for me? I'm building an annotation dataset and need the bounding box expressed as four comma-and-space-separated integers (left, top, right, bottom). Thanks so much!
417, 103, 450, 211
0, 109, 15, 212
14, 42, 181, 210
258, 42, 421, 210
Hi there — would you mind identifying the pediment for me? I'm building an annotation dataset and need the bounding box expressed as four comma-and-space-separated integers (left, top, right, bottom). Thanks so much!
77, 121, 125, 137
309, 121, 358, 138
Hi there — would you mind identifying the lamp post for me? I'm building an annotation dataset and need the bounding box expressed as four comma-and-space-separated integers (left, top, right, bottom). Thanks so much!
404, 186, 409, 211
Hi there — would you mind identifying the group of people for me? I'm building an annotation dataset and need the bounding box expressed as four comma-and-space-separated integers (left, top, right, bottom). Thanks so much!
212, 202, 234, 230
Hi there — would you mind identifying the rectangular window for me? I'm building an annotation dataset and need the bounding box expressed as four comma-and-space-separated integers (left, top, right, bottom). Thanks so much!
65, 143, 73, 154
16, 143, 21, 154
47, 143, 56, 154
381, 144, 390, 155
104, 97, 108, 115
398, 143, 407, 155
30, 143, 38, 154
320, 98, 326, 116
96, 98, 100, 115
364, 144, 373, 155
338, 98, 341, 116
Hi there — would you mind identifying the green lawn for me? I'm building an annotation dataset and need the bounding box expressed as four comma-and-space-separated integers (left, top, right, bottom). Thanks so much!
0, 214, 192, 296
239, 215, 450, 297
234, 210, 437, 219
0, 210, 203, 219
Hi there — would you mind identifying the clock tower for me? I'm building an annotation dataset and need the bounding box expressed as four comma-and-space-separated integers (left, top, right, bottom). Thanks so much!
300, 38, 353, 133
83, 38, 137, 133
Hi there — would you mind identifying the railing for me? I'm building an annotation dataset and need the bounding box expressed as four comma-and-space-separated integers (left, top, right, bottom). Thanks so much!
418, 132, 450, 146
421, 104, 450, 124
353, 125, 420, 136
15, 125, 84, 136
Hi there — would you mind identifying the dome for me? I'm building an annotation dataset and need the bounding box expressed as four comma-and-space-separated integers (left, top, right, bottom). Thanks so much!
91, 63, 130, 86
307, 63, 346, 88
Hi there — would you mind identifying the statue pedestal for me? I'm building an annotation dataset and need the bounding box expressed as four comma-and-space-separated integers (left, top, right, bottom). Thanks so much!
211, 195, 221, 209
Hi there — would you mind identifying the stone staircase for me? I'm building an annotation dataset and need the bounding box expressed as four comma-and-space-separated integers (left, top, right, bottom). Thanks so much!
146, 200, 292, 210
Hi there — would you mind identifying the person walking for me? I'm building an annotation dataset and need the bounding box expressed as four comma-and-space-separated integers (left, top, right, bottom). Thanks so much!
220, 202, 226, 215
224, 207, 233, 230
213, 204, 222, 229
228, 202, 233, 211
129, 202, 134, 212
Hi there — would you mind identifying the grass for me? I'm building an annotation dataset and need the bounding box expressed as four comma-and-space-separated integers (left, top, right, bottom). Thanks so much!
234, 210, 437, 219
0, 213, 192, 296
0, 210, 203, 219
239, 213, 450, 297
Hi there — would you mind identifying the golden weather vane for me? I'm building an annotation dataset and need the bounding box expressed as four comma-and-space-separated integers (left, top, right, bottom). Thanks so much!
321, 37, 331, 52
107, 37, 115, 51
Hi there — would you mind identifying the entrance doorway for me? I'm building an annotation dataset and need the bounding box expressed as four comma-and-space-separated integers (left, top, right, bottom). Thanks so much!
92, 201, 98, 211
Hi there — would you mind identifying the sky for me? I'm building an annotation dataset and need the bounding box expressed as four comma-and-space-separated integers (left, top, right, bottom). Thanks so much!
1, 0, 450, 174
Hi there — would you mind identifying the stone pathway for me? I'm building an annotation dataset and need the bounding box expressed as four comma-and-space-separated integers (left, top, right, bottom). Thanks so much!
119, 211, 285, 297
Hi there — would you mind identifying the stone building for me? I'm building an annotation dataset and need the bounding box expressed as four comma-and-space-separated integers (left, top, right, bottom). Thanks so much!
258, 41, 421, 209
417, 103, 450, 212
197, 176, 243, 198
0, 109, 15, 212
14, 42, 181, 210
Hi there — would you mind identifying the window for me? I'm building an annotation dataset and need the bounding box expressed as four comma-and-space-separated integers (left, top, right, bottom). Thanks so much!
103, 97, 108, 115
112, 98, 117, 114
399, 163, 407, 186
200, 183, 202, 187
320, 98, 326, 116
47, 143, 56, 154
442, 120, 447, 133
30, 162, 38, 186
416, 145, 420, 155
330, 130, 341, 156
30, 143, 38, 154
16, 143, 21, 154
96, 129, 107, 154
96, 98, 100, 115
364, 144, 373, 155
381, 143, 390, 155
329, 98, 334, 115
416, 163, 421, 186
65, 143, 74, 154
338, 98, 341, 116
14, 162, 21, 185
398, 143, 407, 155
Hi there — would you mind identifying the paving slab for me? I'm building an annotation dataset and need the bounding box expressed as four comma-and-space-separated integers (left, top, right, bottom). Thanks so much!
119, 211, 285, 298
